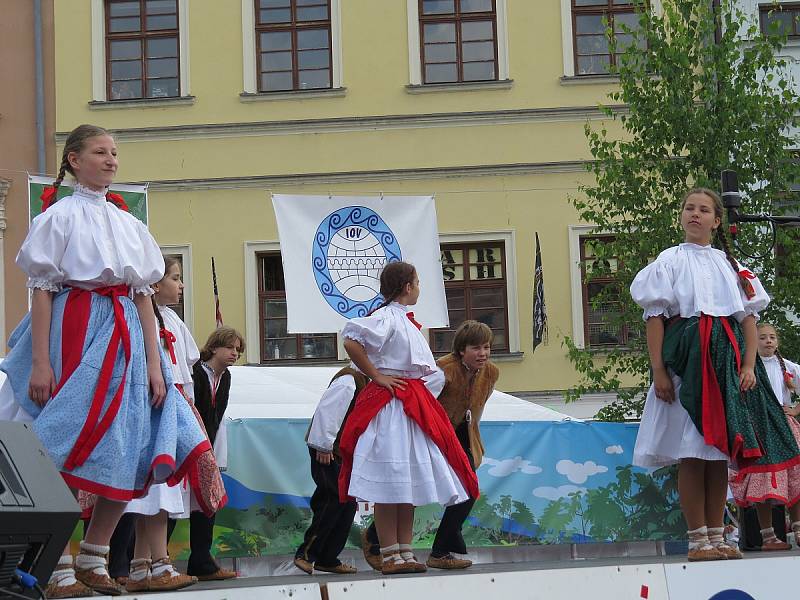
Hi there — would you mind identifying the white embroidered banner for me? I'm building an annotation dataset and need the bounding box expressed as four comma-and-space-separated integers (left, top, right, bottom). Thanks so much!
272, 194, 448, 333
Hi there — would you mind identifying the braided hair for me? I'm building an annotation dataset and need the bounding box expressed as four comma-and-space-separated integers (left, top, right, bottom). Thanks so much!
43, 124, 114, 210
152, 256, 181, 350
681, 188, 755, 299
372, 261, 417, 313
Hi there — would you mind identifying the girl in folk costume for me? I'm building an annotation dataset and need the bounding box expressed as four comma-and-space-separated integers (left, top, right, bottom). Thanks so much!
0, 125, 210, 598
729, 322, 800, 548
120, 257, 225, 592
631, 188, 800, 562
337, 261, 480, 575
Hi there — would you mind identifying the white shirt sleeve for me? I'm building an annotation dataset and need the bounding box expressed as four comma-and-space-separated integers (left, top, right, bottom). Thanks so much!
307, 375, 357, 452
423, 368, 446, 398
736, 261, 770, 319
630, 255, 677, 321
130, 219, 166, 296
213, 418, 228, 470
16, 211, 69, 292
341, 311, 393, 352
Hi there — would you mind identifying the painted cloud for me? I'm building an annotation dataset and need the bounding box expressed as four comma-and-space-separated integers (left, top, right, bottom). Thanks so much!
605, 445, 624, 455
482, 456, 543, 477
532, 485, 588, 501
556, 459, 608, 484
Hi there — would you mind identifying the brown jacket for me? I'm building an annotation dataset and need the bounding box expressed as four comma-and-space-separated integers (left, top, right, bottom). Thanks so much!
436, 353, 499, 468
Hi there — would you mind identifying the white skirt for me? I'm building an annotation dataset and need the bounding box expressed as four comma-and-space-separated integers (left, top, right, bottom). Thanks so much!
634, 370, 728, 468
0, 378, 33, 423
349, 398, 468, 507
125, 482, 184, 517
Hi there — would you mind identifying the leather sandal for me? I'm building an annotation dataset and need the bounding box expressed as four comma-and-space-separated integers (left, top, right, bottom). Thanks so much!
74, 549, 123, 596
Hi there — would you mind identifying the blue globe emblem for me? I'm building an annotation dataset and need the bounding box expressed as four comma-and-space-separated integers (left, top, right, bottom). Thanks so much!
312, 206, 402, 318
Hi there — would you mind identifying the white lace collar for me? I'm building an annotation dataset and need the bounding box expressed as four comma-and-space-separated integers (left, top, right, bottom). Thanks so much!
72, 182, 109, 202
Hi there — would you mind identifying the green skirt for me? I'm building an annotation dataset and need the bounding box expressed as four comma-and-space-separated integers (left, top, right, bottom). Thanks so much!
664, 315, 799, 474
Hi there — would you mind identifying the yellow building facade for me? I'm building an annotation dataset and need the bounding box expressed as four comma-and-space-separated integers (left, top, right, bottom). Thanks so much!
48, 0, 637, 398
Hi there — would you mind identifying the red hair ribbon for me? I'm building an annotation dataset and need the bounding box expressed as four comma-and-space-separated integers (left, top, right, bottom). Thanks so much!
106, 192, 129, 212
40, 186, 57, 212
160, 327, 177, 364
738, 268, 756, 300
406, 312, 422, 330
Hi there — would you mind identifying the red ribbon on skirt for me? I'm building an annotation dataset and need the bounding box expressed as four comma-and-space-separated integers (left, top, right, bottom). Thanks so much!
337, 379, 480, 503
59, 285, 133, 471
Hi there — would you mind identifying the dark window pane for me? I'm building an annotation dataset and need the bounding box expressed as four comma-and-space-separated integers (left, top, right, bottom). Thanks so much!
147, 37, 178, 58
574, 0, 607, 5
146, 0, 176, 15
298, 68, 330, 88
147, 57, 178, 77
297, 28, 329, 49
422, 0, 455, 15
763, 11, 794, 35
445, 287, 466, 309
461, 20, 493, 41
261, 8, 291, 23
147, 77, 178, 97
425, 63, 458, 82
425, 43, 456, 62
266, 338, 297, 360
262, 71, 293, 90
109, 16, 141, 32
263, 51, 293, 71
111, 80, 142, 99
298, 48, 329, 69
110, 39, 141, 60
147, 14, 177, 30
297, 0, 326, 4
266, 319, 288, 338
300, 335, 336, 358
462, 40, 494, 61
614, 11, 639, 31
432, 330, 456, 353
424, 22, 456, 43
109, 1, 140, 17
491, 331, 506, 350
471, 308, 502, 328
576, 34, 609, 54
576, 14, 606, 34
577, 54, 610, 74
111, 59, 142, 79
261, 31, 292, 50
470, 286, 504, 308
461, 0, 492, 13
264, 299, 287, 317
297, 6, 329, 21
260, 0, 290, 7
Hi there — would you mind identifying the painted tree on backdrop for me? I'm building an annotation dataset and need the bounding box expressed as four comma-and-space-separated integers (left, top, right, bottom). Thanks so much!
565, 0, 800, 421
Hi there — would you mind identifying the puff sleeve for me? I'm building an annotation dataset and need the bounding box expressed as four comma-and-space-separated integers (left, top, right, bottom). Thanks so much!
629, 256, 677, 321
737, 261, 769, 320
16, 211, 69, 292
306, 375, 357, 452
129, 219, 165, 296
341, 309, 393, 352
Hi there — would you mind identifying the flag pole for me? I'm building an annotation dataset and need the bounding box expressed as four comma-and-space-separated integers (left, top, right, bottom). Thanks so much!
212, 257, 224, 328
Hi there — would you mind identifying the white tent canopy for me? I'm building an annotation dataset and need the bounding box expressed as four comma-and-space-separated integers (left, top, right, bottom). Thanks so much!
225, 365, 576, 422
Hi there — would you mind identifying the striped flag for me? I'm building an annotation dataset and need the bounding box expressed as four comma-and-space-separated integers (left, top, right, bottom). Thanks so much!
533, 232, 548, 352
212, 257, 224, 328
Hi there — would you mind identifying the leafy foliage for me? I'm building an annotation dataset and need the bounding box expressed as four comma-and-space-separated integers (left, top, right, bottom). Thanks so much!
566, 0, 800, 420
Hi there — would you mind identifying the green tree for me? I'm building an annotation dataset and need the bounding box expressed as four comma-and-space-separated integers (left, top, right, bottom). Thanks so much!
565, 0, 800, 420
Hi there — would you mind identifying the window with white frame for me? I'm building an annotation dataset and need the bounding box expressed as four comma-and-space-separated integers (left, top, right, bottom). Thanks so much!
406, 0, 509, 85
91, 0, 190, 101
159, 244, 193, 333
242, 0, 343, 93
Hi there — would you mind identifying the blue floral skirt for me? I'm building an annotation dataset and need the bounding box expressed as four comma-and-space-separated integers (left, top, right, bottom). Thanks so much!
0, 287, 209, 501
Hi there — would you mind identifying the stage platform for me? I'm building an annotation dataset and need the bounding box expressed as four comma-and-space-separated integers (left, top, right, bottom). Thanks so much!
104, 552, 792, 600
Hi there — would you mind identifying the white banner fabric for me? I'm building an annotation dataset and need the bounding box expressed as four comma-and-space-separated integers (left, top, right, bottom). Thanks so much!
272, 194, 449, 333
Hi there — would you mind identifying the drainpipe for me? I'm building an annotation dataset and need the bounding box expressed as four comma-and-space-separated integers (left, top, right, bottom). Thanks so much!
34, 0, 46, 174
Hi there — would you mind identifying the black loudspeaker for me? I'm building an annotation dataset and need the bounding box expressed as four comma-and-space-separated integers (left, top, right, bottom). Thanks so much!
0, 421, 80, 598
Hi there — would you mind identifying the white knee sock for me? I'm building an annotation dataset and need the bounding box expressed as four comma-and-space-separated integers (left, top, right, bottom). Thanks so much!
687, 526, 712, 551
75, 541, 111, 576
398, 544, 415, 562
48, 555, 77, 587
380, 544, 403, 564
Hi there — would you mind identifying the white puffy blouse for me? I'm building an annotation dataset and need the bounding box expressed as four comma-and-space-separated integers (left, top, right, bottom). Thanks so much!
16, 183, 164, 296
158, 305, 200, 395
760, 354, 800, 406
630, 243, 769, 323
341, 302, 438, 379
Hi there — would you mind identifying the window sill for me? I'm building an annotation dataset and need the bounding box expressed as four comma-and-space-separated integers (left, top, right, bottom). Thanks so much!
405, 79, 514, 94
488, 351, 524, 363
248, 358, 349, 367
88, 96, 196, 109
239, 88, 347, 102
559, 74, 620, 86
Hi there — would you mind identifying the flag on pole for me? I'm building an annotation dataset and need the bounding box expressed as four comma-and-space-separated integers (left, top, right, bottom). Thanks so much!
212, 257, 224, 328
532, 232, 548, 352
